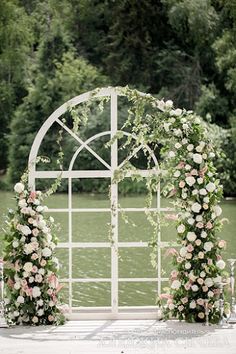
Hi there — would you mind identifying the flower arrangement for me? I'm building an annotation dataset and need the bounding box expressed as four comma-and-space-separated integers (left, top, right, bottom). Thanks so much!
113, 87, 228, 323
2, 181, 65, 325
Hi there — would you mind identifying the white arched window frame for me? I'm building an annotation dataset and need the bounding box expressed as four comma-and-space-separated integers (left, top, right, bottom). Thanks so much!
28, 87, 175, 319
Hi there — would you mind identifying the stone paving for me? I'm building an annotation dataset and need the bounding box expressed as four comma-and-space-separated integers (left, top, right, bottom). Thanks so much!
1, 320, 236, 354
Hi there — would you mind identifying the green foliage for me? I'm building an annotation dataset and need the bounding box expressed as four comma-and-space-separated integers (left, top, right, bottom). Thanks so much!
8, 49, 107, 184
0, 0, 235, 195
0, 0, 33, 170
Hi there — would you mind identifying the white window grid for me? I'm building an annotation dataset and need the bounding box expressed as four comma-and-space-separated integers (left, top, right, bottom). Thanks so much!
28, 87, 176, 319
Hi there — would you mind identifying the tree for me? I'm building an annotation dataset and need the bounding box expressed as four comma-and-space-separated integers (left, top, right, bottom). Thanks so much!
0, 0, 33, 170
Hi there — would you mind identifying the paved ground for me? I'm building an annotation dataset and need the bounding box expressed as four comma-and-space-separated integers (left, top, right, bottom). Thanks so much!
1, 320, 236, 354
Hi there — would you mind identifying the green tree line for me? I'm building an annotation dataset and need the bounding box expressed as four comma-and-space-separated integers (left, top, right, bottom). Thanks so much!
0, 0, 235, 195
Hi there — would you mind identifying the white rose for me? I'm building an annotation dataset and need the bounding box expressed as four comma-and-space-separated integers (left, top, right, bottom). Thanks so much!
195, 117, 201, 124
179, 247, 187, 257
32, 286, 41, 298
197, 177, 204, 184
177, 224, 185, 234
16, 295, 25, 304
206, 182, 216, 193
185, 164, 191, 171
182, 138, 188, 144
21, 225, 31, 236
186, 176, 196, 186
38, 220, 46, 229
205, 278, 214, 287
18, 199, 27, 208
23, 262, 33, 273
196, 145, 203, 153
191, 202, 201, 213
189, 300, 196, 309
192, 189, 198, 195
165, 99, 173, 108
191, 285, 199, 292
187, 144, 194, 151
208, 291, 214, 298
193, 153, 203, 164
203, 197, 209, 203
200, 271, 206, 278
187, 232, 197, 242
14, 182, 25, 193
209, 152, 215, 158
37, 299, 44, 306
12, 240, 19, 248
199, 188, 207, 195
196, 215, 203, 222
203, 242, 214, 252
38, 268, 45, 275
216, 259, 225, 270
187, 217, 195, 225
24, 243, 34, 255
175, 142, 182, 149
29, 276, 34, 283
32, 316, 39, 323
14, 282, 21, 290
168, 151, 175, 158
169, 303, 175, 310
171, 280, 181, 289
174, 170, 181, 178
42, 247, 52, 258
213, 205, 222, 217
42, 227, 49, 234
185, 262, 191, 270
182, 123, 188, 130
37, 309, 44, 316
164, 122, 171, 132
49, 216, 54, 223
213, 276, 222, 284
175, 108, 183, 116
36, 205, 44, 213
201, 231, 207, 238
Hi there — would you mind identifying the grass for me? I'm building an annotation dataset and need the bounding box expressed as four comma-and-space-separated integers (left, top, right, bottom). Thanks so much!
0, 190, 236, 307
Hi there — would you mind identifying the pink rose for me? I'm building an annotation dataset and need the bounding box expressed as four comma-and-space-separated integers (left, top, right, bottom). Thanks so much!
197, 278, 204, 285
206, 221, 213, 229
190, 169, 198, 176
218, 240, 226, 248
198, 252, 204, 259
48, 315, 54, 322
216, 255, 222, 261
197, 298, 204, 306
177, 161, 185, 169
181, 297, 188, 304
187, 244, 194, 252
32, 266, 38, 273
31, 253, 38, 260
40, 259, 47, 267
196, 222, 204, 229
179, 181, 186, 188
202, 286, 208, 292
184, 282, 191, 290
47, 289, 53, 296
208, 258, 213, 265
195, 239, 201, 246
199, 166, 208, 177
170, 270, 179, 279
32, 228, 39, 237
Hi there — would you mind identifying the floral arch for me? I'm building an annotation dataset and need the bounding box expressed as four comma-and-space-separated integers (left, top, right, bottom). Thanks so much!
4, 86, 225, 324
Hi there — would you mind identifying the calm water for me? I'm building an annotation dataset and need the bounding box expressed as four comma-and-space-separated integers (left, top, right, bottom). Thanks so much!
0, 191, 235, 307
